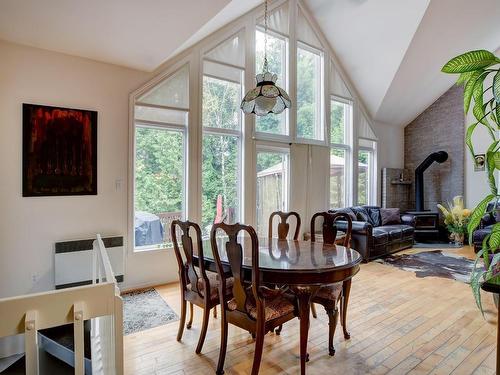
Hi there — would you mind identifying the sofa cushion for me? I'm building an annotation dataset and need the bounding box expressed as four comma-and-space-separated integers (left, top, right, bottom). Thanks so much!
351, 206, 370, 223
375, 225, 406, 241
366, 207, 382, 227
333, 207, 356, 222
380, 208, 401, 225
372, 228, 389, 245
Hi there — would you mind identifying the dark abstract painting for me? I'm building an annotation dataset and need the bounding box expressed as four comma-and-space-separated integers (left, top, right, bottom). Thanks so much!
23, 103, 97, 196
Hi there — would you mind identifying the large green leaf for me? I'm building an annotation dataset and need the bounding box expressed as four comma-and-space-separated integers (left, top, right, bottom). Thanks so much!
471, 249, 486, 314
464, 70, 484, 114
442, 50, 497, 73
488, 223, 500, 250
465, 122, 479, 157
472, 74, 488, 123
494, 71, 500, 104
457, 71, 475, 86
468, 194, 496, 241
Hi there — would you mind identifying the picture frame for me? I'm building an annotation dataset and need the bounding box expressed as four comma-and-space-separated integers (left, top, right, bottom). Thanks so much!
22, 103, 98, 196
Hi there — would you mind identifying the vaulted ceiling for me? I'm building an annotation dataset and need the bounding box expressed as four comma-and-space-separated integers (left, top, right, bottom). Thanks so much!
1, 0, 500, 127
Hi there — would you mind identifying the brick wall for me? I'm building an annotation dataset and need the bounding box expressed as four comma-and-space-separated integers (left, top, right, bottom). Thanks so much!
404, 85, 465, 211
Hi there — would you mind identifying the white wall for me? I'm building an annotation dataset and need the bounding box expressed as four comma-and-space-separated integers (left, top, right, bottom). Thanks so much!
464, 111, 496, 209
0, 40, 163, 298
373, 121, 405, 170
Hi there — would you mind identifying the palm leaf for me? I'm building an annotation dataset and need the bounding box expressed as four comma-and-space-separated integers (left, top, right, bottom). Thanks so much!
465, 122, 479, 157
464, 70, 484, 114
494, 71, 500, 104
442, 50, 497, 73
457, 71, 474, 86
468, 194, 496, 241
472, 74, 488, 124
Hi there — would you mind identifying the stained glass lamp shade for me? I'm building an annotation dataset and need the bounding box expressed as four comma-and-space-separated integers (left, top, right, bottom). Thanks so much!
241, 72, 291, 115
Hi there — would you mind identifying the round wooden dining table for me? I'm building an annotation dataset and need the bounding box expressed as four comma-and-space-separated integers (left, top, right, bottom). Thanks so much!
195, 237, 362, 375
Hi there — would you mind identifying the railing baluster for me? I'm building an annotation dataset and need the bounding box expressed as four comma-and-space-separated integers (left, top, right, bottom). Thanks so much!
24, 310, 39, 375
73, 302, 85, 375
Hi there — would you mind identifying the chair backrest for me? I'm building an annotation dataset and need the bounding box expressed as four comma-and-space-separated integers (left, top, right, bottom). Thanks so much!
310, 211, 353, 246
171, 220, 208, 296
210, 222, 261, 314
268, 211, 301, 240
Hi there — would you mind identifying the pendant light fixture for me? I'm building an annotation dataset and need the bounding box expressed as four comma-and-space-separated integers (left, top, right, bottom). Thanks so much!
240, 0, 291, 116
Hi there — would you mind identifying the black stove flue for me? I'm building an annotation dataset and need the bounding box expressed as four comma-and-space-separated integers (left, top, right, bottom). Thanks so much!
415, 151, 448, 212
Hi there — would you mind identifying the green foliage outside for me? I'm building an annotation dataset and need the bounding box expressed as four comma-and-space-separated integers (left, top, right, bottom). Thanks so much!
135, 127, 183, 215
297, 48, 320, 139
442, 50, 500, 314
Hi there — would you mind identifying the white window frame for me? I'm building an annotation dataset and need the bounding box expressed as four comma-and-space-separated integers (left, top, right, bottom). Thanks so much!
130, 62, 190, 254
329, 95, 353, 208
358, 140, 377, 206
200, 59, 245, 232
254, 26, 291, 142
295, 41, 325, 145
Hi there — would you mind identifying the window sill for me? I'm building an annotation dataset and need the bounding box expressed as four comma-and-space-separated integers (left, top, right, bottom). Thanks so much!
132, 244, 173, 255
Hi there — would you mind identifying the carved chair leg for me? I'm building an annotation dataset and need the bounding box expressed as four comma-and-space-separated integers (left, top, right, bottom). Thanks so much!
216, 311, 229, 375
177, 298, 187, 341
187, 302, 194, 329
275, 324, 283, 335
311, 303, 318, 319
342, 280, 351, 339
251, 320, 265, 375
325, 306, 339, 356
195, 306, 211, 354
213, 306, 217, 318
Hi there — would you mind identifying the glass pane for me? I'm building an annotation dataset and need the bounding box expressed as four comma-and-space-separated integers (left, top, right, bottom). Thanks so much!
205, 31, 245, 68
134, 127, 184, 249
256, 151, 288, 236
202, 134, 240, 236
330, 100, 348, 144
330, 148, 346, 209
138, 65, 189, 109
202, 76, 241, 130
255, 30, 287, 135
358, 150, 371, 205
297, 47, 323, 140
135, 105, 187, 126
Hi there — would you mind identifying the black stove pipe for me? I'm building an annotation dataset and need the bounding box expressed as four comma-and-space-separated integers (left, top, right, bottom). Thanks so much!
415, 151, 448, 211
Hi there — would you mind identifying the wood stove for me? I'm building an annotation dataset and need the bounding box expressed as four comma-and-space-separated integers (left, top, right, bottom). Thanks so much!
407, 151, 448, 241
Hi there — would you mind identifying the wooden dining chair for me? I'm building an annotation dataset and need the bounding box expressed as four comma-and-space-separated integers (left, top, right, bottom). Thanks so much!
309, 212, 353, 356
171, 220, 233, 354
210, 222, 298, 375
268, 211, 301, 240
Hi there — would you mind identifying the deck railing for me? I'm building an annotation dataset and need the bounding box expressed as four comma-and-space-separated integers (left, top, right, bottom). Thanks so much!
0, 234, 123, 375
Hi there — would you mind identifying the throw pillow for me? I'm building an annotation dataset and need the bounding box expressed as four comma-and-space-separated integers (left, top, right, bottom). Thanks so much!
366, 207, 382, 226
351, 206, 369, 223
332, 208, 356, 222
380, 208, 401, 225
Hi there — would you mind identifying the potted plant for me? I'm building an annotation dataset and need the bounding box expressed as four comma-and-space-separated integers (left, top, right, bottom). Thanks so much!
437, 196, 471, 246
442, 50, 500, 313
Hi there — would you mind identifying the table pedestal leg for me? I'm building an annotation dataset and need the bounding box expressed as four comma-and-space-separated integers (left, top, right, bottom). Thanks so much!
290, 285, 320, 375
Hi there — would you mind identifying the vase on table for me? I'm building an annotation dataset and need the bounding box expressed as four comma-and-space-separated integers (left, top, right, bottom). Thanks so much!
450, 232, 464, 247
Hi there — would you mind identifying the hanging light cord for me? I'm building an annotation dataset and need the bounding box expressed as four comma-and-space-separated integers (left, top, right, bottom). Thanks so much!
263, 0, 269, 73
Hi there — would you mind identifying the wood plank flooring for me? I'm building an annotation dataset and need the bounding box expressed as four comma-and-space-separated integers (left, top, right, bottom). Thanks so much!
124, 246, 497, 374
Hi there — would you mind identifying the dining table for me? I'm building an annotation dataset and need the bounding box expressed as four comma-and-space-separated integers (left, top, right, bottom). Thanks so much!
195, 236, 362, 375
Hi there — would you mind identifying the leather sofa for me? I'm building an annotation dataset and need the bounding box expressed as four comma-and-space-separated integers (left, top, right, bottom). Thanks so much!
472, 203, 499, 253
330, 205, 415, 261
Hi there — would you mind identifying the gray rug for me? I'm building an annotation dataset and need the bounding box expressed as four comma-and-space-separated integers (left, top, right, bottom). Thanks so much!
122, 288, 178, 335
375, 250, 475, 283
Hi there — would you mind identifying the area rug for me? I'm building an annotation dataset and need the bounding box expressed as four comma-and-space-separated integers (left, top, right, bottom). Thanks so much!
122, 288, 178, 335
375, 250, 476, 283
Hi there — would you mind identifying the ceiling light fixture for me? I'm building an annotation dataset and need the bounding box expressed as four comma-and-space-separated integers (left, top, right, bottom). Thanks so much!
240, 0, 291, 116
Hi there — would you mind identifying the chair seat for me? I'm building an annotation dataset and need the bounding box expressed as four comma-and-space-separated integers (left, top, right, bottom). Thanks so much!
196, 272, 234, 302
313, 283, 342, 304
227, 288, 295, 321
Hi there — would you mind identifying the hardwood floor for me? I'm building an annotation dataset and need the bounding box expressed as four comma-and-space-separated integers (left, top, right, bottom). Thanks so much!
124, 245, 497, 374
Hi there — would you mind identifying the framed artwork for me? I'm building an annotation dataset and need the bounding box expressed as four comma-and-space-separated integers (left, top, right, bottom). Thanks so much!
22, 103, 98, 196
474, 154, 485, 172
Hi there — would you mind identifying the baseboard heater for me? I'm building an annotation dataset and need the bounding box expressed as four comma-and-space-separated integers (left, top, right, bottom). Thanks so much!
54, 236, 124, 289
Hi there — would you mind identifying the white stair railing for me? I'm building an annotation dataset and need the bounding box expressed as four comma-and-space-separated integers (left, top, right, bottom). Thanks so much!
0, 234, 123, 375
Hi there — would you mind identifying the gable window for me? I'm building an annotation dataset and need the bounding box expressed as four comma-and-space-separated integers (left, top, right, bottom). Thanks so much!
296, 44, 323, 141
133, 65, 188, 251
256, 147, 289, 236
330, 97, 352, 208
